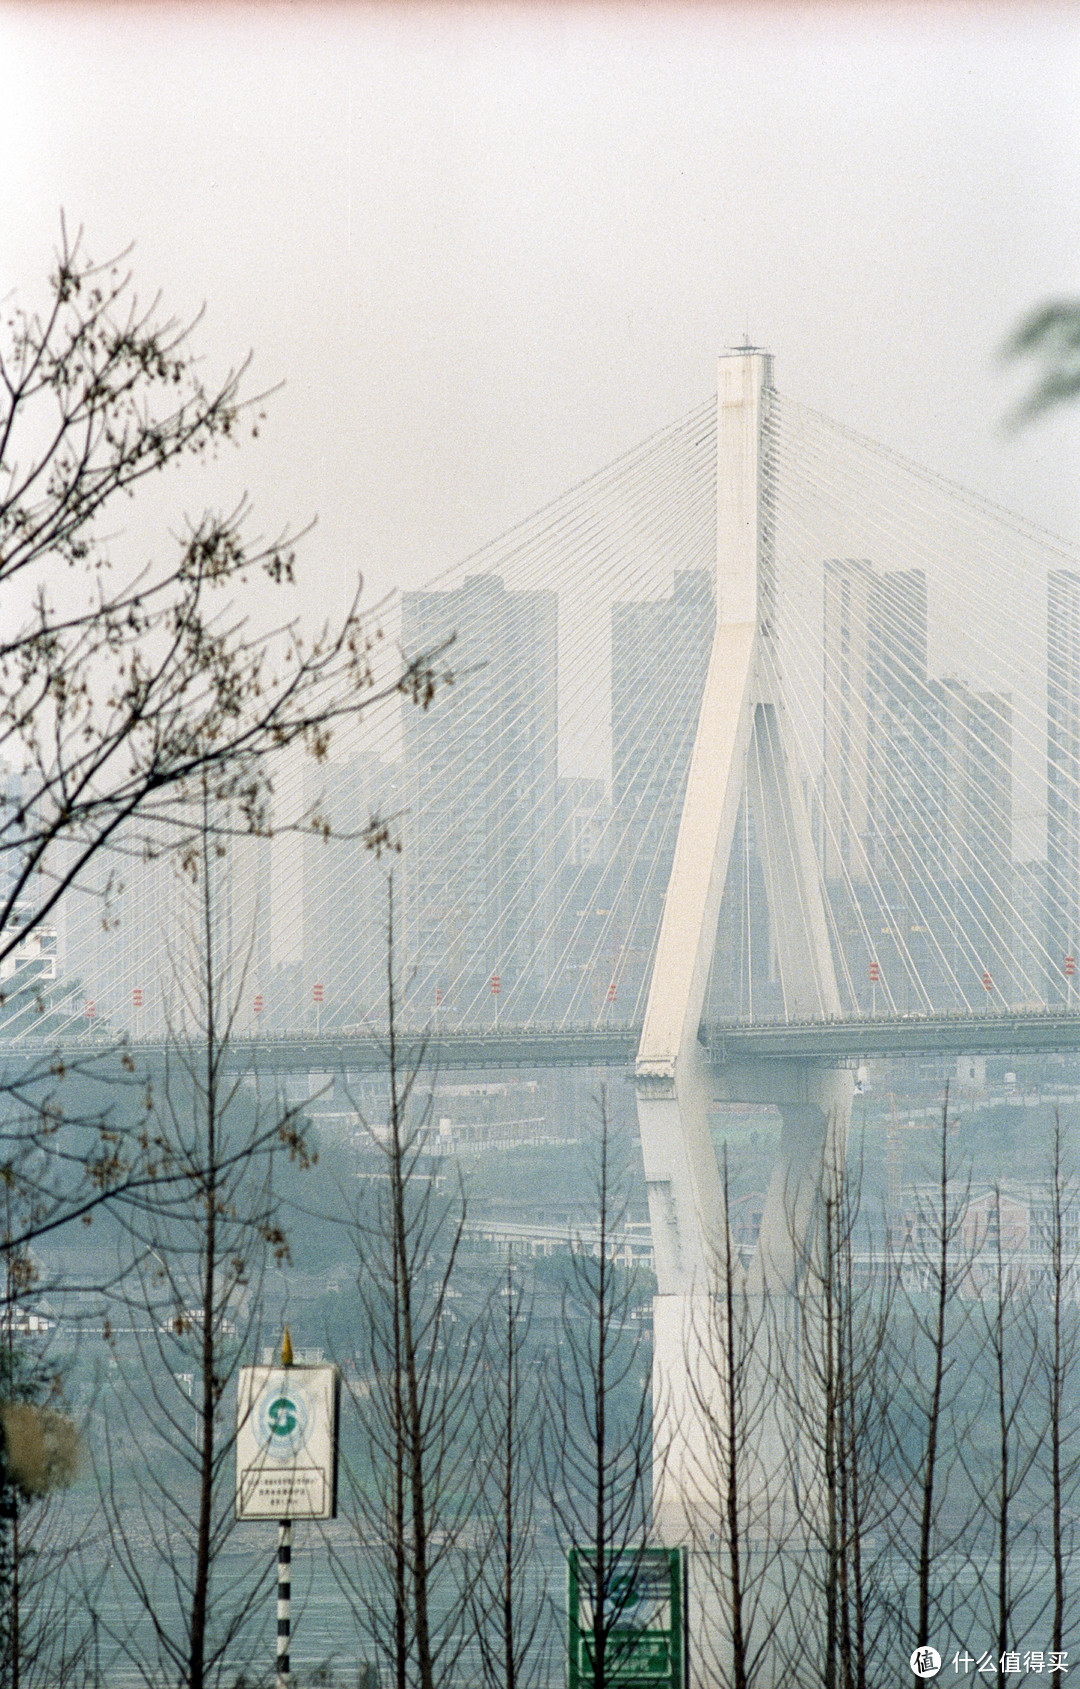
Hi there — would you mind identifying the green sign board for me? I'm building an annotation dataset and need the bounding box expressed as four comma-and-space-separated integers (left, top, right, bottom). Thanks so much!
567, 1548, 687, 1689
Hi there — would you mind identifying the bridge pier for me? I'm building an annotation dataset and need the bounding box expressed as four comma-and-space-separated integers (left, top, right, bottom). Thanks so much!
648, 1057, 853, 1529
751, 1066, 853, 1294
651, 1267, 839, 1689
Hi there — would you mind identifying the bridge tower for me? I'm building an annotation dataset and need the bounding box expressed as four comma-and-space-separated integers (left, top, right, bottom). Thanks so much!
635, 351, 854, 1541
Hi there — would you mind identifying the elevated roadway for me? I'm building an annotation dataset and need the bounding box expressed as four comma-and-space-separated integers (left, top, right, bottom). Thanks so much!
13, 1009, 1080, 1076
704, 1009, 1080, 1063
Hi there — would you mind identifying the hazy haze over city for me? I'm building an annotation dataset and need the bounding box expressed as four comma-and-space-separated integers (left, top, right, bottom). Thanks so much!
2, 0, 1078, 621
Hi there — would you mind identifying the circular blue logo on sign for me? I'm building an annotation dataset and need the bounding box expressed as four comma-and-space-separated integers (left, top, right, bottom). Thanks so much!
256, 1378, 310, 1460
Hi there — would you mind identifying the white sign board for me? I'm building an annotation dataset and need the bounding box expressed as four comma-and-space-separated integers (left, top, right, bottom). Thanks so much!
236, 1363, 339, 1520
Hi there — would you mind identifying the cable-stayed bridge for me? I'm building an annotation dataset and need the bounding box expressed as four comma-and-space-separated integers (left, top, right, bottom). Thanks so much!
27, 350, 1080, 1546
51, 351, 1080, 1067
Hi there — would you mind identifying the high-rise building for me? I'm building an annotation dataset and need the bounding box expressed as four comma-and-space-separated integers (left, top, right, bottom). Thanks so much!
63, 815, 272, 1036
822, 559, 1015, 1009
297, 754, 399, 1030
543, 776, 615, 1021
611, 570, 714, 817
867, 568, 931, 889
1014, 858, 1049, 1005
822, 560, 876, 885
822, 561, 940, 1007
400, 573, 557, 1020
609, 570, 714, 1010
926, 677, 1014, 1000
823, 560, 929, 888
1047, 570, 1080, 997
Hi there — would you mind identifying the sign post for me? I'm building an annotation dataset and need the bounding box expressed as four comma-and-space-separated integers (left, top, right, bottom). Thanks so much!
277, 1517, 291, 1689
237, 1329, 339, 1688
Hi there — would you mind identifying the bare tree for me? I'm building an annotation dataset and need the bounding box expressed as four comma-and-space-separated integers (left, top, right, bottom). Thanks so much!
335, 875, 483, 1689
912, 1093, 957, 1661
682, 1148, 791, 1689
469, 1253, 550, 1689
963, 1187, 1041, 1689
874, 1087, 988, 1680
0, 221, 448, 1261
541, 1089, 652, 1689
1043, 1114, 1080, 1660
96, 801, 309, 1689
767, 1133, 897, 1689
0, 1239, 84, 1689
829, 1146, 898, 1689
0, 220, 446, 958
1025, 1113, 1080, 1666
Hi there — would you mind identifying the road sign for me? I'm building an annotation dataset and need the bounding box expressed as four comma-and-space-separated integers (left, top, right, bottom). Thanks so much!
568, 1548, 686, 1689
982, 971, 992, 992
313, 982, 324, 1004
869, 960, 880, 983
133, 986, 143, 1008
491, 974, 501, 996
607, 981, 617, 1002
435, 986, 443, 1007
1067, 956, 1076, 978
254, 994, 264, 1015
85, 1000, 95, 1020
236, 1363, 339, 1520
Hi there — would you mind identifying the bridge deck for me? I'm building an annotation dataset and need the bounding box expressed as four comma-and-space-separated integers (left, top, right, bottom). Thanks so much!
705, 1011, 1080, 1062
19, 1010, 1080, 1073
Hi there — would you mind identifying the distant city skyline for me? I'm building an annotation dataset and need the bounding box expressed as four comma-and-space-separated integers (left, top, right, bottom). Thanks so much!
46, 540, 1080, 1033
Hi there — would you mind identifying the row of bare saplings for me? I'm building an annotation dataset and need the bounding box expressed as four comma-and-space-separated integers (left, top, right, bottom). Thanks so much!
685, 1108, 1080, 1689
0, 865, 656, 1689
5, 876, 1080, 1689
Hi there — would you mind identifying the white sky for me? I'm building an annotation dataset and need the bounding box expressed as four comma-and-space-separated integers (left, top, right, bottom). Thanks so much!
2, 0, 1079, 623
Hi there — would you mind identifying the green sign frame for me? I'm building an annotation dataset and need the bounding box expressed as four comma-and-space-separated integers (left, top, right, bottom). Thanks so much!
567, 1547, 687, 1689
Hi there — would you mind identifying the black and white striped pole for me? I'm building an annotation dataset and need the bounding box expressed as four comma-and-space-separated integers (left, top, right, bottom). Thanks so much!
276, 1326, 293, 1689
277, 1516, 292, 1687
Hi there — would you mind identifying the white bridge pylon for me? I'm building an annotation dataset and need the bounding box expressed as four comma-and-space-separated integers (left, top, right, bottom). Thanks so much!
636, 355, 853, 1534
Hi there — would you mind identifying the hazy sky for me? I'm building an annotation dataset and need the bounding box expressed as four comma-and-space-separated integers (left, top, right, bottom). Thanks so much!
2, 0, 1079, 619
